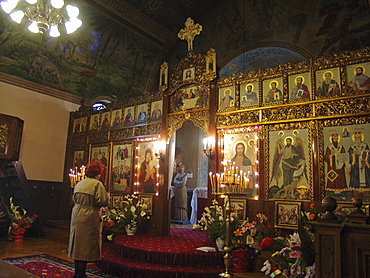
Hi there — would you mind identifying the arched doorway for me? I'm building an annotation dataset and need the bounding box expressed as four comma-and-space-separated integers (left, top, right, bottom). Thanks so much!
168, 120, 208, 227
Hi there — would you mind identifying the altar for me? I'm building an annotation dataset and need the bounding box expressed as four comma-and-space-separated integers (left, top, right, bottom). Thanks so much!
190, 187, 208, 225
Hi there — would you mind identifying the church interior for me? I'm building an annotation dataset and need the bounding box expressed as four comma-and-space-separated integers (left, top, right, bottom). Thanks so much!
1, 0, 370, 277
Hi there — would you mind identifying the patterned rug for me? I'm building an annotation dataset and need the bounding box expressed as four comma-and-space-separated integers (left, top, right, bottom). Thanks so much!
2, 254, 117, 278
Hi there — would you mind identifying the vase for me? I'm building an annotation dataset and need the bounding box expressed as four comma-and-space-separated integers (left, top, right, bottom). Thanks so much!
8, 226, 26, 243
215, 237, 225, 251
125, 225, 137, 236
232, 247, 257, 273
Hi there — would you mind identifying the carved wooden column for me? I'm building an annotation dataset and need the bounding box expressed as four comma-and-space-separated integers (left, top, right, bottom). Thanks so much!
310, 196, 344, 278
310, 221, 344, 278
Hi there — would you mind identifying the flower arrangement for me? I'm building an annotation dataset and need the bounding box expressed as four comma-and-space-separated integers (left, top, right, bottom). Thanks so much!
102, 194, 149, 240
261, 212, 316, 278
194, 199, 228, 241
232, 213, 273, 250
3, 197, 38, 231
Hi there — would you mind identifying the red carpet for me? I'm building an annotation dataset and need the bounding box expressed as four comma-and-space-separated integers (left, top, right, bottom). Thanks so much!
96, 227, 225, 277
3, 254, 117, 277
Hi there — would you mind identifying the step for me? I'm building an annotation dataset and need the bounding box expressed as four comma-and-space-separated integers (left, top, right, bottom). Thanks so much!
44, 220, 70, 231
111, 228, 224, 267
43, 226, 70, 244
97, 243, 225, 278
43, 220, 70, 244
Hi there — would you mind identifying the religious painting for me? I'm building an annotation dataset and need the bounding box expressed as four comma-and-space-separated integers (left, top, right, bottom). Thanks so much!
111, 141, 133, 193
80, 117, 87, 133
111, 109, 122, 129
111, 194, 122, 206
100, 111, 111, 130
150, 100, 163, 122
159, 62, 168, 90
135, 141, 159, 194
268, 127, 311, 200
262, 77, 284, 104
73, 150, 85, 169
90, 144, 110, 187
89, 114, 100, 131
230, 198, 247, 220
322, 122, 370, 202
218, 86, 236, 110
288, 72, 311, 101
337, 202, 370, 216
240, 81, 259, 107
136, 103, 148, 124
123, 106, 135, 126
206, 50, 216, 75
346, 62, 370, 92
275, 201, 301, 229
315, 67, 341, 98
73, 118, 81, 133
183, 67, 195, 80
139, 194, 153, 215
222, 131, 258, 198
170, 84, 209, 112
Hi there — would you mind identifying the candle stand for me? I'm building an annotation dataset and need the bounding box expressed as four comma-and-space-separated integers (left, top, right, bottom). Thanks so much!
210, 161, 255, 277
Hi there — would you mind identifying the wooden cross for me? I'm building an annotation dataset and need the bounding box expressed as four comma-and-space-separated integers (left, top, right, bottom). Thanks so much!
178, 17, 202, 52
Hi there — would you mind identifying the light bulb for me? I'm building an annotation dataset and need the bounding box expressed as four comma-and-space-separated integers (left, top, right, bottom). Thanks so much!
51, 0, 64, 9
66, 5, 79, 18
9, 10, 24, 23
25, 0, 37, 4
28, 21, 39, 33
1, 0, 19, 14
49, 25, 60, 37
65, 18, 82, 34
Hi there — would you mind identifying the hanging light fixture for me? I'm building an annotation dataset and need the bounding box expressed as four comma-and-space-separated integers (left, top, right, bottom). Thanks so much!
1, 0, 82, 37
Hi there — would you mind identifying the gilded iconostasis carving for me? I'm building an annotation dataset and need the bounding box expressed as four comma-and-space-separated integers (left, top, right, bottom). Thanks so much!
68, 46, 370, 215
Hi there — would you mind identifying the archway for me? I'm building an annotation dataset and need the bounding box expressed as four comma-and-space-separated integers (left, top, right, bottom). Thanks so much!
168, 120, 208, 227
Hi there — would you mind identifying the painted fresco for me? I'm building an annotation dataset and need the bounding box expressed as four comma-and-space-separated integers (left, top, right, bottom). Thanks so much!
0, 1, 160, 101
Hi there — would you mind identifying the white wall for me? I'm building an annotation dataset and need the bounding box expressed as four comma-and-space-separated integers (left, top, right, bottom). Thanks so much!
0, 81, 79, 182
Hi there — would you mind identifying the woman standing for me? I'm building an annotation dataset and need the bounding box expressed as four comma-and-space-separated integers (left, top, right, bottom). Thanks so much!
68, 161, 109, 278
173, 164, 188, 221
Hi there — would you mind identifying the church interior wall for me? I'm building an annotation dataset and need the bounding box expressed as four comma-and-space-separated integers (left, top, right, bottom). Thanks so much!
0, 81, 79, 182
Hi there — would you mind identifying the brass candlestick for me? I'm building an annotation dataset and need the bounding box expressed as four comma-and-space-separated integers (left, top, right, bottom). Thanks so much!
219, 194, 233, 277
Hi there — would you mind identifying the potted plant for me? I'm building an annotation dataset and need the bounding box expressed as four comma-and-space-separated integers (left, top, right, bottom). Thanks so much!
102, 194, 149, 239
231, 213, 273, 272
2, 197, 38, 242
194, 199, 227, 243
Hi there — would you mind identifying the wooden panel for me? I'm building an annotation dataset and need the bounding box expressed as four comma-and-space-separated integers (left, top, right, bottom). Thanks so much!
0, 114, 23, 161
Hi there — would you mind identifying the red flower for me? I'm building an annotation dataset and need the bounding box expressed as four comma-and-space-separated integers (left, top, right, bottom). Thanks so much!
259, 237, 274, 250
234, 229, 243, 237
309, 214, 315, 220
104, 221, 114, 228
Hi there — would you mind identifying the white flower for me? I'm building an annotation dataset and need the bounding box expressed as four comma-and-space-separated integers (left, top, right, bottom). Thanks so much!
107, 234, 114, 241
289, 232, 301, 246
246, 235, 254, 245
261, 260, 271, 275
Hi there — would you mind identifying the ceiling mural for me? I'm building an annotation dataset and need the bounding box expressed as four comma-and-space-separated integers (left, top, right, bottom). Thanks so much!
219, 47, 307, 76
200, 0, 370, 65
0, 1, 160, 102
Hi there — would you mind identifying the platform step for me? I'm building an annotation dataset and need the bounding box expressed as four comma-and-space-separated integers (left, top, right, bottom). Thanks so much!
43, 220, 70, 244
97, 242, 224, 278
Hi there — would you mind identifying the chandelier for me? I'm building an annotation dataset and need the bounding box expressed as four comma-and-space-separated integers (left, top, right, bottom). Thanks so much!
1, 0, 82, 37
